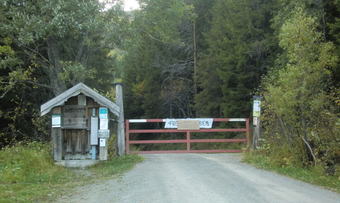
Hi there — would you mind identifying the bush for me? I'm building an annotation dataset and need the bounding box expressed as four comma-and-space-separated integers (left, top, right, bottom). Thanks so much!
0, 142, 73, 184
259, 7, 339, 173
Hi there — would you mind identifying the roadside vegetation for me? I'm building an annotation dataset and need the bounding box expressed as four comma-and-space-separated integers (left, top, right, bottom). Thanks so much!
243, 151, 340, 193
0, 142, 143, 202
246, 5, 340, 190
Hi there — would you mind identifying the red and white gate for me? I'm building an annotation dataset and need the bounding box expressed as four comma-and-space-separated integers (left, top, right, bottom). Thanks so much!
125, 118, 250, 154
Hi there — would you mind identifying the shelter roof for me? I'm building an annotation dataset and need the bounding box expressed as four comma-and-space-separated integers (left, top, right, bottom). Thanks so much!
40, 83, 120, 116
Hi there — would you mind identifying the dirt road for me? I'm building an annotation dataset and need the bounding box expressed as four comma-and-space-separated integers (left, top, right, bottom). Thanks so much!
57, 154, 340, 203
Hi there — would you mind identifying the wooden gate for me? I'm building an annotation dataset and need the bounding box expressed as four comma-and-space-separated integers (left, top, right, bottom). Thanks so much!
125, 118, 250, 154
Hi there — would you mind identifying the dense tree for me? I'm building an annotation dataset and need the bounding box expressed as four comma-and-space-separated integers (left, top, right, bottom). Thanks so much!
123, 0, 195, 118
0, 0, 126, 146
261, 6, 339, 171
325, 0, 340, 86
195, 0, 277, 117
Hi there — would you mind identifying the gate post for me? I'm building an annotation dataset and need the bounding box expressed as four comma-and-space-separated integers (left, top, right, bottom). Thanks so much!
186, 131, 191, 151
246, 118, 250, 149
125, 120, 130, 154
116, 83, 125, 156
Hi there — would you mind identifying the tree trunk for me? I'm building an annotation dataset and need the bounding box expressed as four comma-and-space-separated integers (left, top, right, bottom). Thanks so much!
47, 37, 66, 95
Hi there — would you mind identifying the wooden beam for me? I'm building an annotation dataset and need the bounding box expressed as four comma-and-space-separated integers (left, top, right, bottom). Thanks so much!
116, 83, 125, 156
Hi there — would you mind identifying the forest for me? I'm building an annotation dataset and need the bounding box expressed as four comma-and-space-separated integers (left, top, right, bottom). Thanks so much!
0, 0, 339, 174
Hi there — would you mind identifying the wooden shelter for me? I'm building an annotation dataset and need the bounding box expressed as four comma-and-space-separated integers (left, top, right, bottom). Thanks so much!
40, 83, 125, 163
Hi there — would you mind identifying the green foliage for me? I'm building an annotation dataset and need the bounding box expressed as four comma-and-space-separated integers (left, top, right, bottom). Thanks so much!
0, 142, 143, 202
195, 0, 277, 117
0, 1, 128, 147
0, 142, 77, 202
0, 142, 71, 184
89, 154, 143, 178
243, 151, 340, 193
123, 0, 196, 118
261, 7, 339, 171
325, 0, 340, 85
107, 134, 117, 159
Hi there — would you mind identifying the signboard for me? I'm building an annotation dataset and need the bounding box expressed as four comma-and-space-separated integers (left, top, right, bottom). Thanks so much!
164, 118, 213, 129
63, 106, 86, 128
100, 119, 108, 130
253, 100, 261, 117
99, 138, 106, 147
90, 117, 98, 145
99, 107, 108, 119
98, 129, 110, 138
177, 120, 200, 130
52, 114, 61, 128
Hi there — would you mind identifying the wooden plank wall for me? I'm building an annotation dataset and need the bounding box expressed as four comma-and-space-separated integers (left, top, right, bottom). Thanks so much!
61, 95, 101, 160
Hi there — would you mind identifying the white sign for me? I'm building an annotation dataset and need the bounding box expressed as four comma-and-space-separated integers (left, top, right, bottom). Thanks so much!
98, 129, 110, 138
90, 117, 98, 145
99, 138, 106, 147
100, 118, 108, 130
52, 114, 61, 128
164, 118, 213, 129
253, 100, 261, 117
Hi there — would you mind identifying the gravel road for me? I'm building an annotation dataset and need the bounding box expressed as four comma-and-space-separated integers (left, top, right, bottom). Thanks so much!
57, 154, 340, 203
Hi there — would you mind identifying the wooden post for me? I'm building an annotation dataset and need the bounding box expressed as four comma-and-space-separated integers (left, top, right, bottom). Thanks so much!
115, 83, 125, 156
52, 107, 63, 161
99, 138, 108, 160
253, 118, 261, 149
246, 118, 250, 149
186, 131, 191, 151
125, 120, 130, 154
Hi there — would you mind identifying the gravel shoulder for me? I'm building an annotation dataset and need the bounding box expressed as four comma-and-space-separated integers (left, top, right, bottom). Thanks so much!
56, 154, 340, 203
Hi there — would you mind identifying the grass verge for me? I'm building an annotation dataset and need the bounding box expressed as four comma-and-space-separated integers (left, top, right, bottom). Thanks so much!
243, 151, 340, 193
0, 142, 143, 202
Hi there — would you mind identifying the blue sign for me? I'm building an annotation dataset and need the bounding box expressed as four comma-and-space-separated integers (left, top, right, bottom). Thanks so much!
99, 107, 108, 119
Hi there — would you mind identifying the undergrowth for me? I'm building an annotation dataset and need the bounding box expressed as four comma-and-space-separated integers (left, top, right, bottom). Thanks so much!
0, 142, 143, 202
243, 151, 340, 193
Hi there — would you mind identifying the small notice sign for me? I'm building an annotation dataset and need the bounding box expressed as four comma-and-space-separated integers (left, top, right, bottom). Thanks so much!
100, 118, 108, 130
99, 138, 106, 147
90, 117, 98, 145
99, 107, 108, 119
253, 100, 261, 117
177, 120, 200, 130
52, 114, 61, 128
98, 129, 110, 138
164, 118, 213, 129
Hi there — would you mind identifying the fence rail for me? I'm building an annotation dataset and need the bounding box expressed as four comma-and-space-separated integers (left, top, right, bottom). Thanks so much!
125, 118, 250, 154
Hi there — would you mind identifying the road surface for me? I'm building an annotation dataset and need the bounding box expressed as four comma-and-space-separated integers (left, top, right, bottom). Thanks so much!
57, 154, 340, 203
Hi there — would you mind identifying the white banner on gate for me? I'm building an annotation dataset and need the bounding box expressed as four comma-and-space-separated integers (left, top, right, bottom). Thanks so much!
164, 118, 213, 129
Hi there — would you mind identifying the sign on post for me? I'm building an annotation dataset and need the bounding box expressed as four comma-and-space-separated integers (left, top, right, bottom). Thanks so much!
99, 138, 106, 147
253, 100, 261, 117
99, 107, 108, 119
99, 107, 109, 130
253, 98, 261, 126
90, 117, 98, 145
52, 114, 61, 128
253, 96, 262, 149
